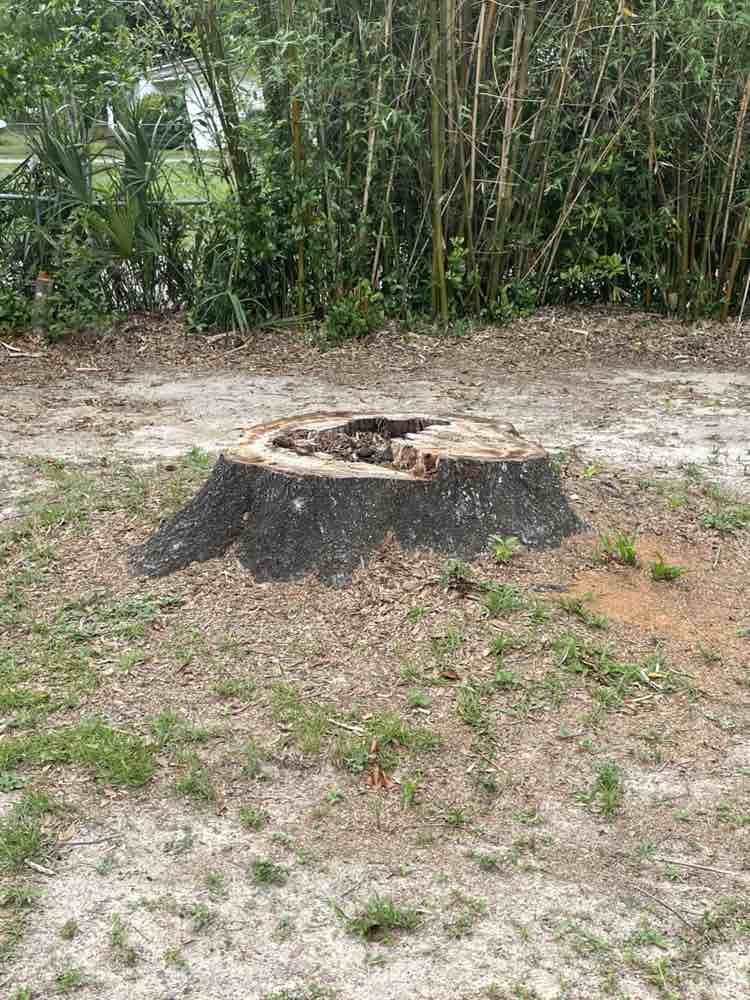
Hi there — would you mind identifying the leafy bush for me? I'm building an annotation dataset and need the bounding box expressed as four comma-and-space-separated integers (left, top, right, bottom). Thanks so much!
0, 285, 32, 331
321, 280, 384, 346
485, 280, 538, 323
0, 102, 196, 336
188, 193, 293, 332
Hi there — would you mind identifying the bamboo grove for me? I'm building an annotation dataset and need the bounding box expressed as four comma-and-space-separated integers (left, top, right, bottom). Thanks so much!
1, 0, 750, 332
246, 0, 750, 322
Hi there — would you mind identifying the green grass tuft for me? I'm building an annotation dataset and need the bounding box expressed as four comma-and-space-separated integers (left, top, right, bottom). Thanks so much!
0, 793, 56, 873
559, 594, 608, 629
480, 583, 525, 618
0, 720, 155, 786
576, 761, 623, 818
344, 894, 420, 941
650, 555, 686, 582
239, 805, 268, 831
596, 532, 637, 566
250, 858, 288, 886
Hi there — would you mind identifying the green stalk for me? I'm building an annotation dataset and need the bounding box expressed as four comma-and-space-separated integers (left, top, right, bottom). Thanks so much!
430, 0, 448, 320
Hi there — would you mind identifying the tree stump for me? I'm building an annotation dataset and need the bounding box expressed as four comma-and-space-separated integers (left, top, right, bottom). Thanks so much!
130, 412, 581, 585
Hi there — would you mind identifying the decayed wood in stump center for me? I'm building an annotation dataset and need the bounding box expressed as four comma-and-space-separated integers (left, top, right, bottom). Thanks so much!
130, 411, 581, 585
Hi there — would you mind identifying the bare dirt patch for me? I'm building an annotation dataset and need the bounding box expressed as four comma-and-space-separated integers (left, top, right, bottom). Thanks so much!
570, 533, 749, 652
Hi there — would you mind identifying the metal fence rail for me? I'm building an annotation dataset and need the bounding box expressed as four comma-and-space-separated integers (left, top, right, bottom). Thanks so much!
0, 193, 208, 207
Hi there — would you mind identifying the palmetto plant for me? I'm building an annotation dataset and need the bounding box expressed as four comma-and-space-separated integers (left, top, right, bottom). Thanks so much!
18, 99, 192, 316
95, 99, 190, 311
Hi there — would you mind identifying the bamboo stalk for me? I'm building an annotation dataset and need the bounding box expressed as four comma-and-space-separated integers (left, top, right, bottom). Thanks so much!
358, 0, 392, 263
539, 6, 624, 298
721, 208, 750, 321
718, 72, 750, 295
430, 0, 448, 319
487, 2, 524, 302
370, 25, 420, 289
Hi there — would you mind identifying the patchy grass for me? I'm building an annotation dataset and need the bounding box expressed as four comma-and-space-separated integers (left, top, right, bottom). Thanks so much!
2, 446, 750, 996
270, 682, 441, 776
239, 805, 268, 831
250, 859, 289, 886
0, 720, 155, 786
1, 884, 42, 909
700, 506, 750, 533
174, 752, 216, 803
261, 988, 336, 1000
59, 918, 79, 940
552, 634, 690, 709
456, 681, 491, 734
149, 708, 216, 747
54, 967, 85, 993
595, 532, 638, 565
334, 711, 442, 775
270, 683, 331, 754
342, 895, 420, 941
110, 912, 139, 965
0, 793, 57, 872
480, 582, 526, 618
576, 761, 624, 818
559, 594, 608, 630
443, 890, 488, 939
439, 559, 473, 591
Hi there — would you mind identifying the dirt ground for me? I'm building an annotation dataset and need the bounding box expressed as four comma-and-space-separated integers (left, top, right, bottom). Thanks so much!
1, 308, 750, 1000
2, 306, 750, 521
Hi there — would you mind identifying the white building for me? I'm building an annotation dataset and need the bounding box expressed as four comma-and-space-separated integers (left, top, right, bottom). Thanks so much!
109, 58, 264, 149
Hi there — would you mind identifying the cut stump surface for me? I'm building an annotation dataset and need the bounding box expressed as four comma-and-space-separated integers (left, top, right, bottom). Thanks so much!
130, 412, 581, 584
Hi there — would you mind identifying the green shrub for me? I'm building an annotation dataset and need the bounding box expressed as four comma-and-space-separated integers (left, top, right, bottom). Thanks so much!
322, 280, 384, 345
188, 195, 291, 333
485, 280, 538, 322
0, 285, 32, 331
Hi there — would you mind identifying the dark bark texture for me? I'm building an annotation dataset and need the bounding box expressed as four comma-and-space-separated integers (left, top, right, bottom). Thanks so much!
130, 412, 582, 585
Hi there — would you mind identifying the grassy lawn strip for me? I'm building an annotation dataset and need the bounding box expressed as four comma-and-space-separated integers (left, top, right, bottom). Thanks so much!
0, 719, 155, 786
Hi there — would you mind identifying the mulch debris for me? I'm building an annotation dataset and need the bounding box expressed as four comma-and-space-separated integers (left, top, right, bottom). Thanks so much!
2, 305, 750, 390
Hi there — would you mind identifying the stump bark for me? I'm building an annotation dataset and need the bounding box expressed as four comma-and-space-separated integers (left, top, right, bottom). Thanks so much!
130, 411, 581, 585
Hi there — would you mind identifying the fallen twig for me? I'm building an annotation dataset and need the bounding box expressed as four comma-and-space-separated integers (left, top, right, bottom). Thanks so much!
1, 340, 43, 358
713, 545, 722, 569
223, 340, 250, 356
638, 670, 663, 692
653, 857, 748, 880
59, 836, 121, 848
472, 748, 504, 773
25, 860, 56, 876
328, 718, 366, 735
622, 880, 695, 929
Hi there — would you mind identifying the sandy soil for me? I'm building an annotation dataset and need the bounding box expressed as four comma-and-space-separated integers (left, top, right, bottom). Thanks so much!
2, 361, 749, 522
